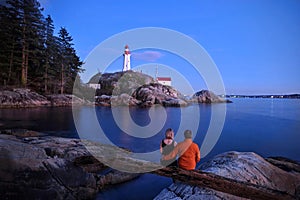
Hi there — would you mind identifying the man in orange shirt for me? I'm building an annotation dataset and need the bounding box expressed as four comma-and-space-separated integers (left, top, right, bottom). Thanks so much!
162, 130, 200, 170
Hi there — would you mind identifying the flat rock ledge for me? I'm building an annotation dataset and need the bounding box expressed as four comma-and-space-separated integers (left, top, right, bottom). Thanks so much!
154, 151, 300, 200
0, 133, 144, 199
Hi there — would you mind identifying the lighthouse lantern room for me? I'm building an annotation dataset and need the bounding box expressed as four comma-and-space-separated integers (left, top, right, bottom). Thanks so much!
122, 45, 131, 71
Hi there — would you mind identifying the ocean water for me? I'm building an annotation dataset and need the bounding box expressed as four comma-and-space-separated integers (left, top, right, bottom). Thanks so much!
0, 98, 299, 199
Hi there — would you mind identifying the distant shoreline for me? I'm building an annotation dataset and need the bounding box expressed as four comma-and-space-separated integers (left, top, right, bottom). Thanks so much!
224, 94, 300, 99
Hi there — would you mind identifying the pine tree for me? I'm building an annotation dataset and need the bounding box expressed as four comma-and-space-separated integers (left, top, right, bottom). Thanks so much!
0, 0, 83, 93
0, 2, 22, 86
58, 27, 83, 94
19, 0, 45, 87
1, 0, 45, 87
43, 15, 56, 94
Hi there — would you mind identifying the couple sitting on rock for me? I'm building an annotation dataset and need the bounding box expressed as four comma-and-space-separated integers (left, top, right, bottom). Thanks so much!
160, 128, 200, 170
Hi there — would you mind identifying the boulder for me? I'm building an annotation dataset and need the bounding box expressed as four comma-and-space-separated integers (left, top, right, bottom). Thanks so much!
162, 98, 188, 107
111, 93, 141, 106
192, 90, 232, 103
132, 83, 186, 107
154, 151, 300, 200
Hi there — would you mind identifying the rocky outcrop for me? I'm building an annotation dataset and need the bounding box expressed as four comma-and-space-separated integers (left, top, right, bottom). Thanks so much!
0, 88, 50, 108
154, 151, 300, 200
266, 157, 300, 173
191, 90, 232, 103
0, 132, 141, 199
132, 83, 187, 107
96, 71, 154, 96
94, 71, 188, 107
0, 88, 88, 108
46, 94, 87, 106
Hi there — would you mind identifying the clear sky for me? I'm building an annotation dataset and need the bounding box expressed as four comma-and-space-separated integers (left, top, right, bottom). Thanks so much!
40, 0, 300, 95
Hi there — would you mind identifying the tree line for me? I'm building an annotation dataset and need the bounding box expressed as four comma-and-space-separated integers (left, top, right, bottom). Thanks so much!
0, 0, 84, 94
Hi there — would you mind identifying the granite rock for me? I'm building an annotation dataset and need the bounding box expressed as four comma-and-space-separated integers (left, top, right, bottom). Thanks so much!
154, 151, 300, 200
0, 133, 142, 199
191, 90, 232, 103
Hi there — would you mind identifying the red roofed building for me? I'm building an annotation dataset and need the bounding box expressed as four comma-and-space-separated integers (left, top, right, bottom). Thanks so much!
157, 77, 172, 86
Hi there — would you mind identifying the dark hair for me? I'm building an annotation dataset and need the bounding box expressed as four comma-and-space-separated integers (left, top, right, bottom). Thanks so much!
166, 128, 173, 133
184, 130, 192, 138
165, 128, 174, 139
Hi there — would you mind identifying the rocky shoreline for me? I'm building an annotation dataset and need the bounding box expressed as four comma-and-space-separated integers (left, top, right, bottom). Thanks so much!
0, 87, 230, 109
0, 88, 89, 108
0, 72, 231, 108
0, 130, 299, 199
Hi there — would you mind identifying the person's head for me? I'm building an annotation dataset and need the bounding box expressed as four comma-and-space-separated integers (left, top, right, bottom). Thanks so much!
184, 130, 192, 139
165, 128, 174, 139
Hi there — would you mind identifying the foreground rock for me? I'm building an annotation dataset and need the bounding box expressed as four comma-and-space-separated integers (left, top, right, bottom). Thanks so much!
0, 133, 143, 199
0, 88, 88, 108
191, 90, 232, 103
2, 130, 298, 199
154, 151, 300, 200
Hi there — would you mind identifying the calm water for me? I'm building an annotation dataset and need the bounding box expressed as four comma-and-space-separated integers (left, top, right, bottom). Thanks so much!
0, 98, 299, 199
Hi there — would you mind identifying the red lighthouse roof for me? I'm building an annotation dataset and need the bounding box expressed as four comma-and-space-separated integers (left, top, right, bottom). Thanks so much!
157, 77, 171, 81
124, 44, 130, 55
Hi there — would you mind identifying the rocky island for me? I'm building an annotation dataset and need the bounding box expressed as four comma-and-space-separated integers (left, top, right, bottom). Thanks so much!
0, 130, 299, 199
94, 71, 231, 107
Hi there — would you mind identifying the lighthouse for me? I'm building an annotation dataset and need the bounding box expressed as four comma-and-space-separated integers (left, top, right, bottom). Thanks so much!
122, 45, 131, 71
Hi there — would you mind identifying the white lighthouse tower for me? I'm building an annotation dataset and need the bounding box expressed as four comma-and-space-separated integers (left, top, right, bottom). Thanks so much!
122, 45, 131, 71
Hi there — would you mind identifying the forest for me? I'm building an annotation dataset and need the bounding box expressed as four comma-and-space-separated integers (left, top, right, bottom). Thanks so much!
0, 0, 84, 94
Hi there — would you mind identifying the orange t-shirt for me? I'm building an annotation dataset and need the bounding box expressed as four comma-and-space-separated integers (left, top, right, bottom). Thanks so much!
163, 139, 200, 170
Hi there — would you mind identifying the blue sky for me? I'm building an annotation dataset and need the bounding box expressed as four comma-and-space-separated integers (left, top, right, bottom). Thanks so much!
41, 0, 300, 95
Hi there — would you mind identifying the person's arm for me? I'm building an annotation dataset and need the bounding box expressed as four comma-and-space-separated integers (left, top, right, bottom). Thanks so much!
160, 141, 163, 154
195, 145, 200, 163
163, 144, 179, 160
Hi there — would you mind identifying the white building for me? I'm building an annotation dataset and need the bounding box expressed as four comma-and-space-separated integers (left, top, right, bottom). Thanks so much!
88, 83, 101, 89
122, 45, 131, 71
157, 77, 172, 86
87, 73, 101, 89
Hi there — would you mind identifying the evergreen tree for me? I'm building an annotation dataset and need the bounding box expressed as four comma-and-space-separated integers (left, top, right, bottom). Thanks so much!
0, 0, 83, 94
0, 0, 45, 87
58, 27, 83, 94
19, 0, 45, 87
43, 15, 58, 94
0, 2, 22, 86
